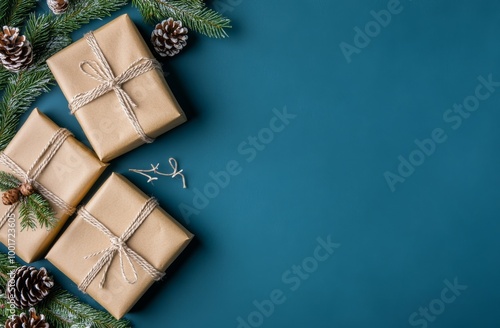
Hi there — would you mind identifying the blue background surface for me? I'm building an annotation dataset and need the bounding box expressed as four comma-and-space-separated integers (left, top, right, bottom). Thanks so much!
4, 0, 500, 327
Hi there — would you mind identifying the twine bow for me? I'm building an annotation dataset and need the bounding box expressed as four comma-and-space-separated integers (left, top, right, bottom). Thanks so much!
78, 197, 165, 292
0, 128, 76, 227
163, 158, 186, 188
68, 31, 162, 144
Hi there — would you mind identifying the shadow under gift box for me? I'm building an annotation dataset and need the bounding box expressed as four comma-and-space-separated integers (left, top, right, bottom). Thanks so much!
46, 173, 193, 319
47, 14, 186, 162
0, 108, 107, 263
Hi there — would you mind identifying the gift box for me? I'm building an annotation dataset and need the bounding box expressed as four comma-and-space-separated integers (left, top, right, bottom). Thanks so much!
0, 108, 107, 262
47, 14, 186, 162
46, 173, 193, 319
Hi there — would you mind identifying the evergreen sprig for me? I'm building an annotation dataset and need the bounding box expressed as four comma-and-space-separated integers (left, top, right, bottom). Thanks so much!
0, 67, 53, 150
0, 0, 38, 28
0, 171, 19, 190
0, 253, 131, 327
0, 172, 56, 230
132, 0, 231, 38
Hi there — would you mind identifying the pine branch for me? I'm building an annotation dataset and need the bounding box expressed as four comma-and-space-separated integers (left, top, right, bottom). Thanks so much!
23, 193, 57, 230
0, 0, 10, 28
39, 288, 131, 328
0, 66, 12, 91
52, 0, 129, 34
6, 0, 38, 27
0, 171, 20, 191
0, 66, 53, 150
19, 197, 37, 231
132, 0, 231, 38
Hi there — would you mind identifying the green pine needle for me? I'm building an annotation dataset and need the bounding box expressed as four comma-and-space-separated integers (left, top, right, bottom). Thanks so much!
2, 0, 38, 27
132, 0, 231, 38
18, 197, 37, 231
0, 66, 12, 91
0, 0, 38, 28
39, 288, 131, 328
0, 0, 10, 26
0, 66, 53, 150
22, 193, 57, 230
0, 171, 20, 191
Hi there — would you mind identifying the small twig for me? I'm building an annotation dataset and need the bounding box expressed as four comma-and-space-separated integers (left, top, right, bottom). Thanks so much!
129, 164, 159, 185
129, 157, 186, 188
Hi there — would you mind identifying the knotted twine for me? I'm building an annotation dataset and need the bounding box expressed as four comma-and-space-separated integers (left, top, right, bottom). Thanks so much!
0, 128, 76, 228
78, 197, 165, 292
68, 31, 162, 144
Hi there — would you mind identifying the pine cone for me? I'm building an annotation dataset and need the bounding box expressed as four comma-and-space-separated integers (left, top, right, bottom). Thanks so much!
19, 182, 35, 197
47, 0, 69, 15
2, 188, 20, 206
6, 266, 54, 309
0, 26, 33, 72
151, 18, 188, 57
4, 308, 49, 328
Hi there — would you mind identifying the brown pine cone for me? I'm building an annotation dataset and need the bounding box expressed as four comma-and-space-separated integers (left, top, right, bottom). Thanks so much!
6, 266, 54, 309
47, 0, 69, 15
2, 188, 20, 206
19, 182, 35, 197
4, 308, 49, 328
0, 26, 33, 72
151, 18, 188, 57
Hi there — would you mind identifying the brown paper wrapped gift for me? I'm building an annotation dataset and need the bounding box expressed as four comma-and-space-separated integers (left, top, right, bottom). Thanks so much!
47, 14, 186, 162
0, 108, 107, 263
46, 173, 193, 319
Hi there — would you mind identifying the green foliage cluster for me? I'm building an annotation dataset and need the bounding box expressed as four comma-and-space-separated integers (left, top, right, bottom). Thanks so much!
133, 0, 231, 38
0, 253, 130, 327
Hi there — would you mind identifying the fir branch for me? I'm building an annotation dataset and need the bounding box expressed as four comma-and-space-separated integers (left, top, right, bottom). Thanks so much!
39, 288, 131, 328
132, 0, 231, 38
52, 0, 129, 34
0, 66, 12, 91
23, 193, 57, 230
0, 0, 10, 27
0, 66, 53, 150
6, 0, 38, 28
0, 0, 17, 27
0, 171, 20, 191
18, 197, 37, 231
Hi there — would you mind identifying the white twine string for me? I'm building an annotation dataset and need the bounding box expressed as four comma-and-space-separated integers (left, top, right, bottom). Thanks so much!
78, 197, 165, 292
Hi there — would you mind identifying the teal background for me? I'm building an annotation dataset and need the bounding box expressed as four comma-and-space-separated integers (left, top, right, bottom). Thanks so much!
4, 0, 500, 327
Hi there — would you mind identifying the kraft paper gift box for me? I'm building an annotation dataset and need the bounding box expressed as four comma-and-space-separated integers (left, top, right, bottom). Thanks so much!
46, 173, 193, 319
0, 108, 107, 263
47, 14, 186, 162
